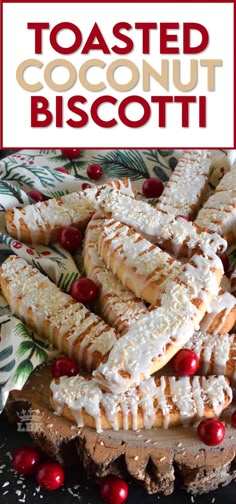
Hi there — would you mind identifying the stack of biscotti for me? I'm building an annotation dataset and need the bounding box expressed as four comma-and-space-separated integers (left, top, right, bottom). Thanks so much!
2, 158, 236, 495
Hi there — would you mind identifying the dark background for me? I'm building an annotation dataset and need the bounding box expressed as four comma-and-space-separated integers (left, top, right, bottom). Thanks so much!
1, 149, 236, 503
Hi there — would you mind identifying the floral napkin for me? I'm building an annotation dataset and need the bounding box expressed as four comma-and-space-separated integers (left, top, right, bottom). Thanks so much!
0, 148, 235, 413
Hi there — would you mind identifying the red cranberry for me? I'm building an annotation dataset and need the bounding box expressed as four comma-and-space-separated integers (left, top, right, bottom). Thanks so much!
220, 253, 230, 276
82, 182, 92, 190
142, 178, 164, 198
54, 167, 69, 174
87, 164, 103, 180
176, 215, 189, 221
71, 278, 98, 303
12, 446, 41, 475
197, 418, 225, 446
100, 477, 128, 504
51, 357, 79, 378
36, 461, 64, 491
60, 148, 80, 159
172, 349, 199, 376
231, 410, 236, 427
27, 190, 45, 202
59, 226, 83, 252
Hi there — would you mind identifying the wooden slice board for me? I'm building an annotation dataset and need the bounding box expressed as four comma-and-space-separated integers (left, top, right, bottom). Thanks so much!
4, 364, 236, 496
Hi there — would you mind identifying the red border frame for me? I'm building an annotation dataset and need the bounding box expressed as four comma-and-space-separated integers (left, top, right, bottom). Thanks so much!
0, 0, 235, 149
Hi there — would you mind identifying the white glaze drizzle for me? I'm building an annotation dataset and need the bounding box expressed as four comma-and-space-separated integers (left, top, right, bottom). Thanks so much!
83, 213, 147, 333
98, 219, 182, 303
93, 247, 223, 394
98, 191, 227, 258
184, 331, 233, 376
195, 165, 236, 240
158, 150, 211, 218
7, 179, 135, 244
200, 289, 236, 333
0, 256, 117, 370
50, 374, 232, 432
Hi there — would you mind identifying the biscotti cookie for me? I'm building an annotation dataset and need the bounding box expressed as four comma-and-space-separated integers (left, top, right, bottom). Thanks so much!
0, 256, 118, 371
83, 213, 147, 334
98, 219, 182, 305
195, 165, 236, 244
157, 150, 211, 219
97, 218, 235, 333
97, 190, 227, 257
200, 289, 236, 334
93, 248, 223, 393
184, 331, 236, 383
5, 178, 134, 245
50, 373, 232, 432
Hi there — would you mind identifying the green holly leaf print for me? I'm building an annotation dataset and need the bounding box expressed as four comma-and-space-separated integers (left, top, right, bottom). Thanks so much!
17, 340, 35, 357
13, 359, 33, 383
25, 166, 67, 188
57, 271, 79, 291
0, 181, 25, 203
44, 190, 69, 198
34, 346, 48, 363
49, 151, 87, 177
14, 322, 32, 340
32, 336, 50, 349
92, 150, 150, 180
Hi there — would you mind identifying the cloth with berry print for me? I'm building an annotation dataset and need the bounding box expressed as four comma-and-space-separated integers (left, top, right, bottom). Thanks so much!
0, 148, 236, 413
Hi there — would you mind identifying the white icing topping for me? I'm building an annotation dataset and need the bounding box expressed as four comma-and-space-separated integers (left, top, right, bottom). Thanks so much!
200, 289, 236, 333
7, 179, 135, 244
50, 374, 232, 432
98, 219, 182, 303
158, 150, 211, 217
93, 247, 223, 394
98, 191, 227, 258
0, 256, 117, 370
84, 213, 147, 333
195, 165, 236, 240
185, 331, 234, 376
